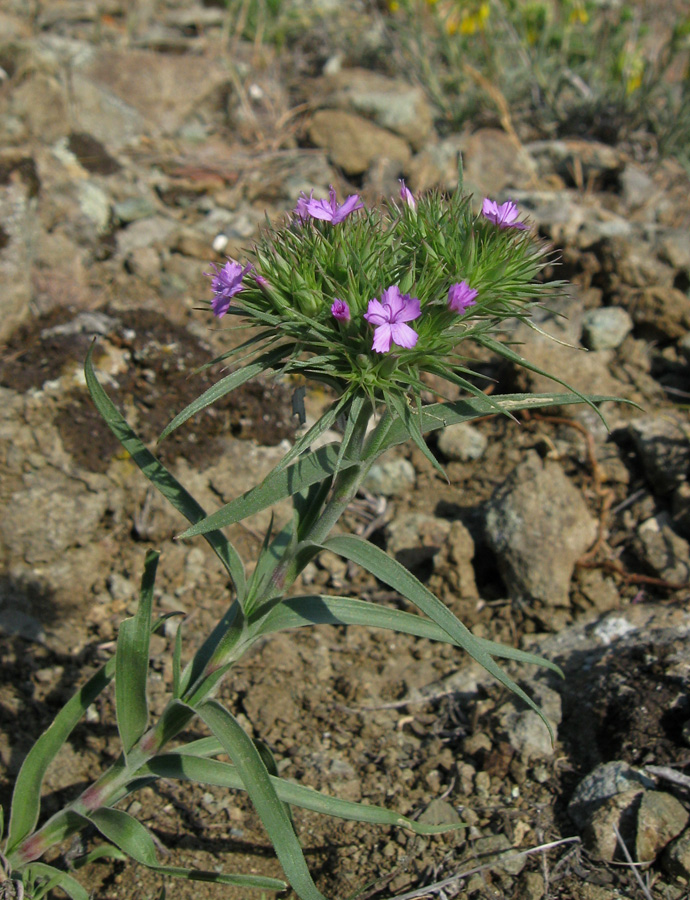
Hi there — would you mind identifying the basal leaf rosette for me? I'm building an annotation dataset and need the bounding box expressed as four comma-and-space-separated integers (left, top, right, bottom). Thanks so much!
203, 183, 557, 415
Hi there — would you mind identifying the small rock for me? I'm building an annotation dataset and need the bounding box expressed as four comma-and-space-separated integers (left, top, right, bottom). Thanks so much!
636, 791, 689, 862
568, 760, 655, 829
385, 513, 451, 569
582, 307, 633, 350
418, 798, 462, 826
620, 163, 656, 210
663, 828, 690, 879
500, 709, 555, 761
437, 422, 488, 461
626, 285, 690, 340
520, 872, 545, 900
462, 128, 538, 196
484, 451, 597, 607
364, 456, 415, 497
307, 109, 411, 176
526, 139, 623, 187
628, 414, 690, 494
467, 833, 525, 876
635, 514, 690, 584
435, 520, 479, 599
659, 229, 690, 274
114, 196, 157, 225
320, 68, 434, 150
583, 789, 641, 861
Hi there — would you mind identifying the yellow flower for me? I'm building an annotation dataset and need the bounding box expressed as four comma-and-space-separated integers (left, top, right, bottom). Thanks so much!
388, 0, 400, 9
569, 5, 589, 25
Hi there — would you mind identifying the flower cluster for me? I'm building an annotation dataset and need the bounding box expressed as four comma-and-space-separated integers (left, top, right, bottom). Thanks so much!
207, 189, 532, 363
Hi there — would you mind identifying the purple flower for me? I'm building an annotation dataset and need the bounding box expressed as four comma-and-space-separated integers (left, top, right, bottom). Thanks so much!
448, 281, 478, 314
331, 298, 351, 321
205, 259, 253, 318
293, 190, 314, 221
364, 285, 421, 353
399, 178, 416, 209
295, 186, 363, 224
482, 198, 528, 230
255, 273, 269, 289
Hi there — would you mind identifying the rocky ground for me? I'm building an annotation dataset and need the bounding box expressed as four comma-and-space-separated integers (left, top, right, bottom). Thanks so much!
1, 1, 690, 899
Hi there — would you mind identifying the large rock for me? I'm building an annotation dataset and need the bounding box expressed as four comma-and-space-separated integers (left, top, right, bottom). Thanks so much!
307, 109, 411, 176
462, 128, 538, 197
484, 451, 598, 606
319, 68, 434, 151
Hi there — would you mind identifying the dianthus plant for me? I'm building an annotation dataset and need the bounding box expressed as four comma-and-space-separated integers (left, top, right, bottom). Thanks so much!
2, 174, 613, 899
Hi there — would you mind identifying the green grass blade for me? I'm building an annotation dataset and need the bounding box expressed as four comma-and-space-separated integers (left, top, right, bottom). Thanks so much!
321, 535, 556, 739
89, 808, 284, 890
85, 344, 246, 601
195, 700, 328, 900
178, 443, 357, 539
143, 754, 463, 836
25, 863, 89, 900
5, 661, 115, 854
116, 551, 158, 756
158, 345, 291, 441
255, 595, 562, 675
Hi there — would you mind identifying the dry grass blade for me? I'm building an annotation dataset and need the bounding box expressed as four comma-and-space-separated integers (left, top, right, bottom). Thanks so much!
612, 823, 654, 900
384, 836, 581, 900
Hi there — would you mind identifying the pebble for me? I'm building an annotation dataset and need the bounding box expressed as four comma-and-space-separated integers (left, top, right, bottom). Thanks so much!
384, 512, 451, 569
568, 760, 655, 829
636, 791, 689, 862
628, 414, 690, 494
484, 451, 597, 607
437, 422, 488, 461
363, 456, 415, 497
582, 306, 633, 350
663, 828, 690, 879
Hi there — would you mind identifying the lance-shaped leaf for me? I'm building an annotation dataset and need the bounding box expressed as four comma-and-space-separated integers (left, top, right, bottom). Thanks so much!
6, 659, 115, 854
381, 392, 621, 453
178, 443, 359, 539
85, 345, 246, 602
116, 550, 158, 756
321, 535, 556, 739
142, 754, 464, 836
195, 700, 328, 900
25, 863, 90, 900
253, 595, 562, 674
89, 808, 286, 891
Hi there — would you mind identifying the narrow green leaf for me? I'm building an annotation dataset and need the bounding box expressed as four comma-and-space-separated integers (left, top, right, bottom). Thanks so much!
116, 550, 158, 756
322, 535, 555, 739
158, 345, 290, 441
85, 345, 246, 601
89, 808, 284, 890
178, 443, 357, 539
172, 618, 183, 700
72, 843, 128, 868
477, 337, 603, 420
25, 863, 89, 900
272, 399, 344, 473
381, 392, 621, 452
142, 754, 463, 836
256, 595, 562, 675
387, 390, 445, 479
195, 700, 328, 900
6, 660, 115, 853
